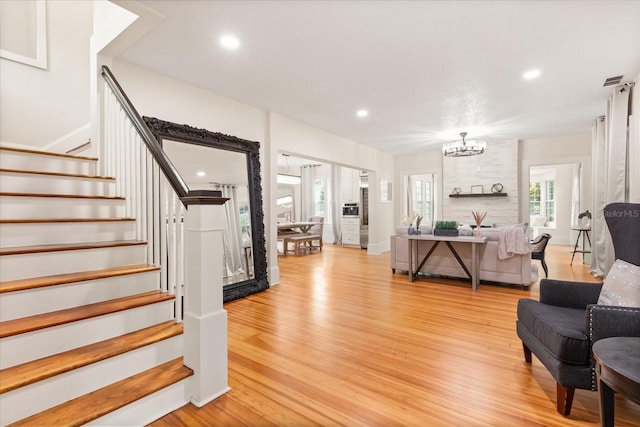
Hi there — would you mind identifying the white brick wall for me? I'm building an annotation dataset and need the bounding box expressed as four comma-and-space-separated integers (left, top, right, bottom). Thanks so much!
442, 140, 519, 227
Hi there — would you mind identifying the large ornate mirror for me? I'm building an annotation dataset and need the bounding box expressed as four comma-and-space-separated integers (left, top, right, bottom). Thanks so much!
144, 117, 268, 302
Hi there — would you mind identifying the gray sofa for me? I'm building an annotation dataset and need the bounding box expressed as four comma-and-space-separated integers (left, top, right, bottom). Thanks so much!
390, 227, 537, 288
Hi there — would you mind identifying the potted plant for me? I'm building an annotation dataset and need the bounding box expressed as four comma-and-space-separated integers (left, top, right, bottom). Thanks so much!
434, 220, 459, 236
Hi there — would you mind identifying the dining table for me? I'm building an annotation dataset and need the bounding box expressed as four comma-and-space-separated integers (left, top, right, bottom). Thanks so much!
277, 221, 320, 235
277, 222, 321, 255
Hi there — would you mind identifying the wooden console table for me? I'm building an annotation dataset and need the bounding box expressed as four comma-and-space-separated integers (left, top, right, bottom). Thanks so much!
407, 234, 487, 291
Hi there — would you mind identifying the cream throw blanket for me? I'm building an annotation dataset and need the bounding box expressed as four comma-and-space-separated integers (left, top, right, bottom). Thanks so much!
498, 225, 531, 259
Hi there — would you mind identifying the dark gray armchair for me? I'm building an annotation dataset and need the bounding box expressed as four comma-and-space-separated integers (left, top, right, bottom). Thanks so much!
516, 202, 640, 416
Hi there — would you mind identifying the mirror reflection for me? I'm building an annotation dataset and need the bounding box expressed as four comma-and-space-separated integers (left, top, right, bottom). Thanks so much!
163, 140, 254, 285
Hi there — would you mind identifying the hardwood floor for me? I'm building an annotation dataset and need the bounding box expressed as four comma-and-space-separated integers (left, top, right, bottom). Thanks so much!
150, 244, 640, 426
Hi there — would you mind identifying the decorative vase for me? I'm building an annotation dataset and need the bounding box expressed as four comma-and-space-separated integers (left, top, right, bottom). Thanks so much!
474, 228, 483, 238
408, 226, 415, 235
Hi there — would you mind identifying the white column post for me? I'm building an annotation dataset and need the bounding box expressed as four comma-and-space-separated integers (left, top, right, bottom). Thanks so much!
183, 202, 230, 406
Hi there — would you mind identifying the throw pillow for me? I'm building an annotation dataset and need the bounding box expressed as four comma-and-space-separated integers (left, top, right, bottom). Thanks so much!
531, 216, 547, 227
458, 224, 473, 236
597, 259, 640, 307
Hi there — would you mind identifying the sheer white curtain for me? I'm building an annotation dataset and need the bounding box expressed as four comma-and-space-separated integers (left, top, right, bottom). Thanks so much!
591, 84, 632, 277
330, 164, 342, 243
570, 164, 581, 228
217, 184, 244, 277
405, 176, 414, 220
300, 165, 316, 221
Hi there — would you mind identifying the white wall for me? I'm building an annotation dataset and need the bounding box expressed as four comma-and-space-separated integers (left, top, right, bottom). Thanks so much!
110, 60, 274, 278
519, 132, 592, 246
0, 0, 92, 148
529, 163, 576, 245
394, 132, 592, 247
442, 139, 519, 227
108, 62, 395, 283
394, 150, 443, 227
111, 61, 267, 143
269, 113, 395, 255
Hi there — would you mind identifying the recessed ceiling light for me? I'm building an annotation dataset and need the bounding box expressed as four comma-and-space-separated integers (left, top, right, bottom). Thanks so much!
197, 171, 206, 177
356, 109, 369, 118
220, 35, 240, 50
523, 69, 541, 80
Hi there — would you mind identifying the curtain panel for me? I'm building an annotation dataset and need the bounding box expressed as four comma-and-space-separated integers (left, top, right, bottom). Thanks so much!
591, 84, 633, 277
330, 164, 342, 244
300, 165, 316, 222
217, 184, 244, 278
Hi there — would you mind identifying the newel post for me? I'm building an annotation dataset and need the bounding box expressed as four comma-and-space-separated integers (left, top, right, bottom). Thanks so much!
182, 193, 230, 406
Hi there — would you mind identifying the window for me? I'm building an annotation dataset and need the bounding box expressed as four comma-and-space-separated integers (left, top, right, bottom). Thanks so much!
239, 203, 251, 235
545, 180, 555, 223
237, 186, 252, 234
314, 178, 326, 216
529, 176, 555, 226
529, 183, 541, 216
406, 174, 433, 223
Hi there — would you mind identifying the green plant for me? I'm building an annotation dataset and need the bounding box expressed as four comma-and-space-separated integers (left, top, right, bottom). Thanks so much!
435, 220, 458, 230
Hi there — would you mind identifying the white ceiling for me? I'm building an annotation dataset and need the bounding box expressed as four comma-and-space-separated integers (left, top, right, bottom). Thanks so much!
118, 1, 640, 155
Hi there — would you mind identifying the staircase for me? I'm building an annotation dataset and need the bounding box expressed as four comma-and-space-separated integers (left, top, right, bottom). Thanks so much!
0, 146, 192, 426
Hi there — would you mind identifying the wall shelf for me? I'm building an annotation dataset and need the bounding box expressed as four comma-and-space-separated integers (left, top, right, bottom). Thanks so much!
449, 193, 508, 198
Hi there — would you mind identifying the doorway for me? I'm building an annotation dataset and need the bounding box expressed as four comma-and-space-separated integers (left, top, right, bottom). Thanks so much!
529, 163, 581, 246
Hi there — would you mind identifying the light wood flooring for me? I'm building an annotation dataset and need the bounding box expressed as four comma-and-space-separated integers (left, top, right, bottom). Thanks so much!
150, 244, 640, 426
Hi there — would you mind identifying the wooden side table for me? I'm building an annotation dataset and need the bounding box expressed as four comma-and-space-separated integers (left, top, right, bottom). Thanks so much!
593, 337, 640, 427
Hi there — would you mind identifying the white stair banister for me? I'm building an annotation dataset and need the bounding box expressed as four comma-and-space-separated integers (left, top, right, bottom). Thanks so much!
183, 201, 230, 406
100, 65, 231, 405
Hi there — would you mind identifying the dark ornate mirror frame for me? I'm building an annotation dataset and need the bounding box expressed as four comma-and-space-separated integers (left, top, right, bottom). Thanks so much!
144, 116, 269, 302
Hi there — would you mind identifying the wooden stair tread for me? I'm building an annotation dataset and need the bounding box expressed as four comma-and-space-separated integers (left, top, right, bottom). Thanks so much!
0, 264, 160, 293
0, 239, 146, 256
0, 168, 114, 180
0, 192, 125, 200
7, 357, 192, 427
0, 218, 135, 224
0, 321, 183, 393
0, 291, 175, 338
0, 145, 98, 161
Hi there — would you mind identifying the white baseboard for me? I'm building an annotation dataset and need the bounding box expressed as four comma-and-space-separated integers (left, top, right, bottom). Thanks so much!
269, 266, 280, 285
42, 123, 91, 154
0, 124, 92, 155
190, 386, 231, 408
367, 240, 389, 255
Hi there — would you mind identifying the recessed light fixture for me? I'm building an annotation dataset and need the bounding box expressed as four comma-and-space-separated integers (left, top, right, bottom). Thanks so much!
220, 35, 240, 50
197, 171, 206, 177
356, 109, 369, 118
523, 69, 541, 80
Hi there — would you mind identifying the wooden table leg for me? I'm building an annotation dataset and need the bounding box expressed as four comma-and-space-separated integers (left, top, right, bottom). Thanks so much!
599, 379, 615, 427
408, 238, 414, 282
471, 242, 478, 291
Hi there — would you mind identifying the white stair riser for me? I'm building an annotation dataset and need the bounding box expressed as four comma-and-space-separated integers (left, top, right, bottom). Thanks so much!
0, 301, 175, 370
0, 245, 147, 281
0, 335, 183, 426
0, 150, 96, 175
0, 172, 115, 197
0, 221, 137, 247
91, 379, 189, 427
0, 196, 126, 219
0, 271, 160, 322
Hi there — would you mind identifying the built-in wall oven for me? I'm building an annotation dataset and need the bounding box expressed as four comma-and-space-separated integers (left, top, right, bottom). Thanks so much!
342, 203, 359, 217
